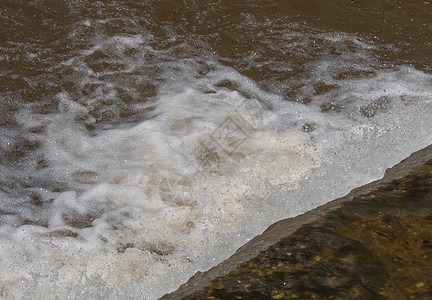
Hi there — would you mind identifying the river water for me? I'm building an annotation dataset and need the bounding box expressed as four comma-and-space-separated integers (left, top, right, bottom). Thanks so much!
0, 1, 431, 299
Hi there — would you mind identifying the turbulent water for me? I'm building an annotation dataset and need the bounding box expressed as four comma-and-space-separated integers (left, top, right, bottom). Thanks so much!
0, 1, 431, 299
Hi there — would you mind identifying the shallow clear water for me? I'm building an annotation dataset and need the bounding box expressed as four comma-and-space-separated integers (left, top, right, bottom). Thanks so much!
0, 1, 431, 299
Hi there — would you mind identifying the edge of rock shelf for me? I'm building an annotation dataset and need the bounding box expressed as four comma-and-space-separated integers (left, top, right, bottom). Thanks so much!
160, 144, 432, 299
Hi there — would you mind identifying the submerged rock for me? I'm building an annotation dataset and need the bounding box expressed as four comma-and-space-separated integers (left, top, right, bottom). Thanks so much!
162, 145, 432, 299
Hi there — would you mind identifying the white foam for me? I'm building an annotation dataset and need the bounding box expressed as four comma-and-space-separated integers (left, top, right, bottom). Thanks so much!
1, 23, 432, 300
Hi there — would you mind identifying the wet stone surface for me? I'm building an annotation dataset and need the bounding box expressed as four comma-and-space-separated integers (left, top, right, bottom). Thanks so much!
181, 161, 432, 299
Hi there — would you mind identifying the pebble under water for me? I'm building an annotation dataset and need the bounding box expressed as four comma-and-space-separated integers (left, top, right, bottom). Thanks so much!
0, 1, 431, 299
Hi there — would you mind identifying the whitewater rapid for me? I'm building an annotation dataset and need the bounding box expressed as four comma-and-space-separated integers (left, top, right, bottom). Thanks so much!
0, 14, 431, 299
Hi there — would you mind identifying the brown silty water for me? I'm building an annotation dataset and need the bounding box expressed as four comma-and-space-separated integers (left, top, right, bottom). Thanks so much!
1, 0, 431, 155
1, 0, 431, 202
0, 1, 432, 299
1, 0, 431, 98
0, 0, 428, 183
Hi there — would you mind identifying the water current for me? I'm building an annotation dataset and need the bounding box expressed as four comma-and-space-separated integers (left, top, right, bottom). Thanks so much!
0, 1, 431, 299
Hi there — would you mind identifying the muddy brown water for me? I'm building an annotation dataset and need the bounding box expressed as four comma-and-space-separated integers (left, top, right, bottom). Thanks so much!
2, 0, 431, 98
1, 1, 432, 299
1, 0, 431, 174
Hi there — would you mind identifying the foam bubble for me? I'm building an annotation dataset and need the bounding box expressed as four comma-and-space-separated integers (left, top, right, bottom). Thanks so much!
1, 19, 432, 300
